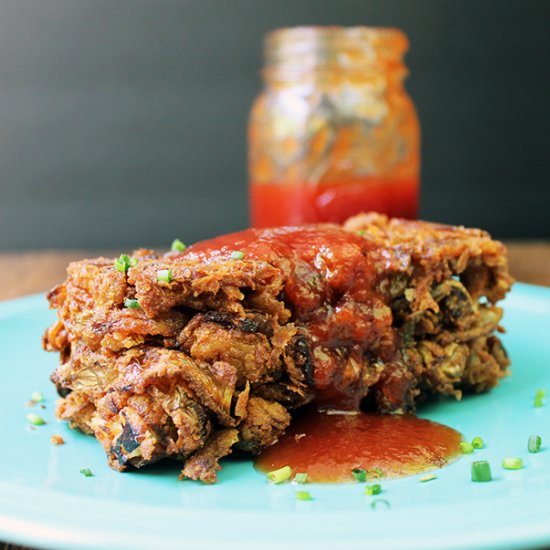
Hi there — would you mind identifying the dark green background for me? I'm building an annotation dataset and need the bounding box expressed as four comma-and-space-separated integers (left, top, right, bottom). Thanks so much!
1, 0, 548, 249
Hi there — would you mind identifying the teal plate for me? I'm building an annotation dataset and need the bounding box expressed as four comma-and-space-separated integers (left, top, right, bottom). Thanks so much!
1, 283, 550, 550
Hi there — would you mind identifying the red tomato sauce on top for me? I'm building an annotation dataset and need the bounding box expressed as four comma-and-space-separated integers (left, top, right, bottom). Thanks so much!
255, 408, 462, 483
186, 226, 462, 482
184, 225, 394, 409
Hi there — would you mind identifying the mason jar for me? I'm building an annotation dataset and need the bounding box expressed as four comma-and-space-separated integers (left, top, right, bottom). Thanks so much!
248, 26, 420, 227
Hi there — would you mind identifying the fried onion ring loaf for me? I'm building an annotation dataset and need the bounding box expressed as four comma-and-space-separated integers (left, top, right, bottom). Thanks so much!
43, 213, 512, 482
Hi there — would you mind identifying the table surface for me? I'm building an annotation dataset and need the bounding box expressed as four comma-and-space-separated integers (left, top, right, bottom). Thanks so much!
1, 243, 549, 550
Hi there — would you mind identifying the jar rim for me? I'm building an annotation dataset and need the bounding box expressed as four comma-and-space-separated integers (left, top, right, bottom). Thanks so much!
264, 26, 409, 69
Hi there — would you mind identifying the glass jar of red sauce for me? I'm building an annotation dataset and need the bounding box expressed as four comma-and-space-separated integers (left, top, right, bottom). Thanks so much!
248, 26, 420, 227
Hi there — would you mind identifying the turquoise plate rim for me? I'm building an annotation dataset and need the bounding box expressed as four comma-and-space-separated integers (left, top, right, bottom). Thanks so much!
1, 283, 550, 550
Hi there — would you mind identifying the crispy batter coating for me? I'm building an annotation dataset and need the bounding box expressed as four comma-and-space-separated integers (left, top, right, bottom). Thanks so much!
44, 213, 512, 482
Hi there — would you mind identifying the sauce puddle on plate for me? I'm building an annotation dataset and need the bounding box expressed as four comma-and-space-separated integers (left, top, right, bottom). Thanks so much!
255, 407, 462, 482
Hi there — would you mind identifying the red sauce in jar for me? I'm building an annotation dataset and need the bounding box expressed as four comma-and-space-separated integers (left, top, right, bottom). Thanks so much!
250, 176, 419, 228
255, 408, 462, 483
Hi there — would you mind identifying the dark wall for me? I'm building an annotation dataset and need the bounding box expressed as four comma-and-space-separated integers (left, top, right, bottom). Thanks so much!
0, 0, 548, 249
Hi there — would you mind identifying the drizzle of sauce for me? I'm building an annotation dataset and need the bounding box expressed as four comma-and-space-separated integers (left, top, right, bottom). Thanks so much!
184, 227, 462, 480
255, 408, 462, 483
183, 226, 395, 409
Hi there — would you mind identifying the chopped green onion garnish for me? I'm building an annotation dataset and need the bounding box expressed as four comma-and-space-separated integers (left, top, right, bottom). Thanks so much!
80, 468, 94, 477
471, 460, 492, 482
114, 254, 137, 273
370, 499, 390, 510
534, 389, 546, 407
352, 467, 367, 483
124, 298, 141, 309
157, 269, 173, 283
171, 239, 186, 252
230, 251, 245, 260
26, 413, 46, 426
502, 457, 523, 470
357, 229, 366, 237
471, 436, 484, 449
419, 474, 437, 483
114, 254, 130, 273
293, 472, 308, 484
460, 441, 474, 454
30, 391, 44, 403
365, 483, 382, 496
528, 435, 542, 453
295, 490, 313, 501
267, 465, 292, 484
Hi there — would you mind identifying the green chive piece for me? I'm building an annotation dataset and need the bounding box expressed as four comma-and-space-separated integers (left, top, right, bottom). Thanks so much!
124, 298, 141, 309
471, 436, 484, 449
370, 499, 390, 510
30, 391, 44, 403
114, 254, 137, 272
357, 229, 366, 237
502, 457, 523, 470
352, 468, 367, 483
114, 254, 130, 273
230, 251, 245, 260
365, 483, 382, 496
295, 490, 313, 501
26, 413, 46, 426
471, 460, 492, 482
293, 472, 308, 484
171, 239, 186, 252
157, 269, 172, 283
419, 474, 437, 483
267, 465, 292, 484
80, 468, 94, 477
460, 441, 474, 454
534, 389, 546, 407
528, 435, 542, 453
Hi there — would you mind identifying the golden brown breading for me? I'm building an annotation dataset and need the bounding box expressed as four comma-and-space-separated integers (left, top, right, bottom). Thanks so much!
44, 213, 512, 482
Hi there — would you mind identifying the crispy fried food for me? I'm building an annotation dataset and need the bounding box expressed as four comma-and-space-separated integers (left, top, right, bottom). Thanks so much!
44, 213, 512, 482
